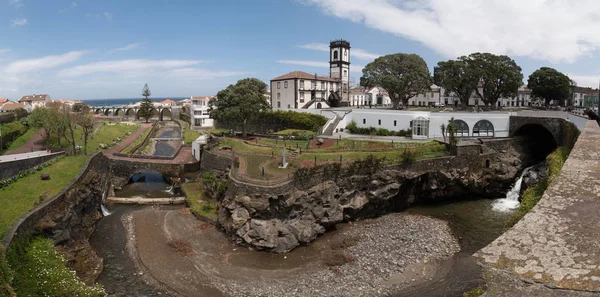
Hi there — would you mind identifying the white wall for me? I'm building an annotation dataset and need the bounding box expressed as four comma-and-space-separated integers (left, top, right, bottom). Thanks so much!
329, 109, 510, 138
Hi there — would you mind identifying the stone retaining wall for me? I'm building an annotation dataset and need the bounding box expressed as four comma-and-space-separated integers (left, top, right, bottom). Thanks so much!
2, 153, 109, 248
0, 152, 64, 179
201, 149, 233, 173
109, 158, 187, 180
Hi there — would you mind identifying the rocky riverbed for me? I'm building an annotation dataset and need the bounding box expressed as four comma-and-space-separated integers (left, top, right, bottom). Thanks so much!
214, 213, 459, 297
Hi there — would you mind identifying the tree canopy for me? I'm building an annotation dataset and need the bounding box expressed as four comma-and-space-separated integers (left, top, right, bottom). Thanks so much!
360, 53, 432, 109
209, 77, 270, 137
462, 53, 523, 109
138, 99, 154, 123
142, 83, 151, 99
527, 67, 572, 106
433, 59, 477, 108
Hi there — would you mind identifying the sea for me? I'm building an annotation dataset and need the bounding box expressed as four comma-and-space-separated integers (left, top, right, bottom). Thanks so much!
81, 97, 187, 107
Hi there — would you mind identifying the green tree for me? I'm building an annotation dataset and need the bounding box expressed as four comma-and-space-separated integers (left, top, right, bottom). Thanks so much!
360, 53, 432, 109
72, 102, 89, 113
434, 59, 477, 108
142, 83, 151, 99
447, 117, 458, 149
138, 99, 154, 123
76, 114, 95, 155
463, 53, 523, 109
209, 77, 270, 137
527, 67, 572, 107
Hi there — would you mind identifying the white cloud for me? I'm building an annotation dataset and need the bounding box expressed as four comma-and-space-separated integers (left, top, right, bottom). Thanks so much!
276, 60, 329, 68
58, 59, 203, 77
59, 2, 78, 13
303, 0, 600, 63
299, 43, 330, 52
166, 68, 247, 80
8, 0, 22, 8
298, 42, 380, 61
568, 74, 600, 88
108, 43, 143, 54
0, 49, 10, 54
11, 18, 27, 27
104, 12, 112, 21
3, 51, 86, 73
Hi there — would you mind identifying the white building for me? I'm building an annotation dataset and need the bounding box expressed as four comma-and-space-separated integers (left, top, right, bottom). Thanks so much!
270, 39, 351, 110
270, 71, 340, 109
190, 96, 214, 129
18, 94, 51, 109
408, 85, 442, 106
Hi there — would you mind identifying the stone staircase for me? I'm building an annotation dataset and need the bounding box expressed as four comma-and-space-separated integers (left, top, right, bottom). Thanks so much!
289, 149, 299, 159
301, 99, 316, 109
322, 115, 341, 136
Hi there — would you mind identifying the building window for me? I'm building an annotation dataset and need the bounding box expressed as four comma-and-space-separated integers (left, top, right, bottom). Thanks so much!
300, 92, 304, 103
311, 81, 316, 89
287, 104, 291, 109
473, 120, 495, 137
321, 81, 325, 89
284, 81, 288, 88
277, 101, 281, 108
333, 50, 338, 60
394, 120, 397, 127
277, 93, 280, 99
363, 119, 366, 124
412, 116, 430, 138
194, 119, 202, 126
194, 110, 202, 115
277, 82, 280, 89
378, 119, 381, 125
300, 80, 304, 89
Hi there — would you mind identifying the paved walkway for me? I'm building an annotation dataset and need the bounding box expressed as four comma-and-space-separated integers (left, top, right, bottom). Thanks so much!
0, 151, 62, 163
475, 120, 600, 294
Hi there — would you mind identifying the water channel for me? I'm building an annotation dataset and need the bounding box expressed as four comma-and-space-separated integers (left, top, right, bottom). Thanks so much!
93, 170, 526, 296
114, 170, 181, 198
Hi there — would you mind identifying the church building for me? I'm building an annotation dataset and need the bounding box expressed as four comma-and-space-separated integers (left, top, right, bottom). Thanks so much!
270, 39, 351, 110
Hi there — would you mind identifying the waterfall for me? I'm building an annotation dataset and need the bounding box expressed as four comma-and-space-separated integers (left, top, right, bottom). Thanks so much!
101, 204, 112, 216
492, 168, 529, 212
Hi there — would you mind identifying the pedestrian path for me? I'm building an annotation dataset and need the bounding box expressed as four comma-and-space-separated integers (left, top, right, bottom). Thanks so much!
0, 151, 62, 163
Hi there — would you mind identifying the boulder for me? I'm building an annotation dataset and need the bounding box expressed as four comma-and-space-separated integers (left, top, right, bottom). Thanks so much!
231, 207, 250, 229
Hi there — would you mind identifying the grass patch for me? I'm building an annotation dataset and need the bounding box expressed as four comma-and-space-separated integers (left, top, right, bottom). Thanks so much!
204, 128, 229, 135
48, 122, 139, 153
265, 158, 300, 174
0, 245, 15, 297
243, 154, 274, 179
0, 155, 88, 237
463, 285, 486, 297
3, 128, 38, 154
274, 129, 315, 136
505, 147, 570, 229
181, 182, 218, 220
258, 138, 311, 149
121, 125, 152, 154
183, 129, 202, 145
6, 237, 105, 297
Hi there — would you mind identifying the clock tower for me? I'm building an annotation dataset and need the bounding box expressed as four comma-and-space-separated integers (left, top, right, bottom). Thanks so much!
329, 39, 350, 94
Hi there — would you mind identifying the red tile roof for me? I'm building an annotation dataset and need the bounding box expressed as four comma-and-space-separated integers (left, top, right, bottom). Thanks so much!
0, 98, 8, 103
0, 103, 25, 111
162, 99, 175, 103
271, 71, 339, 82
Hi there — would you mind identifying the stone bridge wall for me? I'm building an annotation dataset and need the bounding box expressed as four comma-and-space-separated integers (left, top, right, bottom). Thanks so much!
509, 116, 564, 146
109, 158, 188, 180
0, 152, 64, 179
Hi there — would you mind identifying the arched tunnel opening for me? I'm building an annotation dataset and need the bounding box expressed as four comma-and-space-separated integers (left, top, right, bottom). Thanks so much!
513, 124, 558, 165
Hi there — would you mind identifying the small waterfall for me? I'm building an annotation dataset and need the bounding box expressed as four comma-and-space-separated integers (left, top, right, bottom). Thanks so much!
101, 204, 112, 216
492, 168, 529, 212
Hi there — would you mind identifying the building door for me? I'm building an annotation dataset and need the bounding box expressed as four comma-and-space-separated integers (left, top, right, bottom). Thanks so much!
377, 96, 383, 105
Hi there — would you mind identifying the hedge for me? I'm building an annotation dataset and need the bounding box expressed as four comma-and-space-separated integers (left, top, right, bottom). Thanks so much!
216, 110, 328, 133
0, 121, 28, 151
346, 120, 412, 137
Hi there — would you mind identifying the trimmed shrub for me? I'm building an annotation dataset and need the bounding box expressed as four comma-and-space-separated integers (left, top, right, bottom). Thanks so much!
217, 110, 328, 133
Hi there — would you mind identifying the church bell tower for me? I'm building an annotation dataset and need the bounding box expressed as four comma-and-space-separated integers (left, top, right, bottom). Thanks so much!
329, 39, 350, 95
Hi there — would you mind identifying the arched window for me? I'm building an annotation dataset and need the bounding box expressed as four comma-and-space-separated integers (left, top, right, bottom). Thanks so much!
473, 120, 495, 137
451, 119, 469, 137
333, 50, 338, 60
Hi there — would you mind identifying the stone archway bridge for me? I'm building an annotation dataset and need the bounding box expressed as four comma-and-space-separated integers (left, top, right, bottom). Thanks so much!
92, 105, 182, 121
474, 119, 600, 296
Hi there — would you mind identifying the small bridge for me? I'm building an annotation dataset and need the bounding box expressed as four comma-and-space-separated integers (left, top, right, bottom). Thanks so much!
92, 105, 180, 121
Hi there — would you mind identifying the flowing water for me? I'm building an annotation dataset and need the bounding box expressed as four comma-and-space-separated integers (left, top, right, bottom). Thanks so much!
114, 170, 180, 198
491, 167, 531, 212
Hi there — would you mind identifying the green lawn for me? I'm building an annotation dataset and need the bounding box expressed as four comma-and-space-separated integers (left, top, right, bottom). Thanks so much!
0, 155, 88, 238
274, 129, 315, 136
3, 128, 38, 154
48, 122, 138, 153
298, 150, 448, 163
183, 129, 201, 145
204, 128, 229, 135
121, 125, 152, 154
258, 138, 311, 149
181, 182, 218, 220
242, 154, 274, 179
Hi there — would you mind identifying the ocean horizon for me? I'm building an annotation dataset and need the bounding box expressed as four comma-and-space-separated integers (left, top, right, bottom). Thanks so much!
82, 97, 187, 107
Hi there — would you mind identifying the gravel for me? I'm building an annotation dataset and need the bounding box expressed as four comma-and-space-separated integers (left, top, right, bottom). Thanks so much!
211, 213, 460, 297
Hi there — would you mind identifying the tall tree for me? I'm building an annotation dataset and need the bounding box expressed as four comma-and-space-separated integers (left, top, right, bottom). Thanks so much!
28, 107, 52, 143
142, 83, 151, 99
434, 59, 477, 108
59, 104, 78, 153
360, 53, 432, 109
209, 78, 270, 137
76, 114, 95, 155
139, 83, 154, 122
462, 53, 523, 109
527, 67, 572, 107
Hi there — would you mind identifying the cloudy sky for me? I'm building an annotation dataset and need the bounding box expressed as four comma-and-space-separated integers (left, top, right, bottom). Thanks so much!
1, 0, 600, 100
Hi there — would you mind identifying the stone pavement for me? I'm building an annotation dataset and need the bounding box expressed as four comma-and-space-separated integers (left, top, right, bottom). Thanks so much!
475, 120, 600, 294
